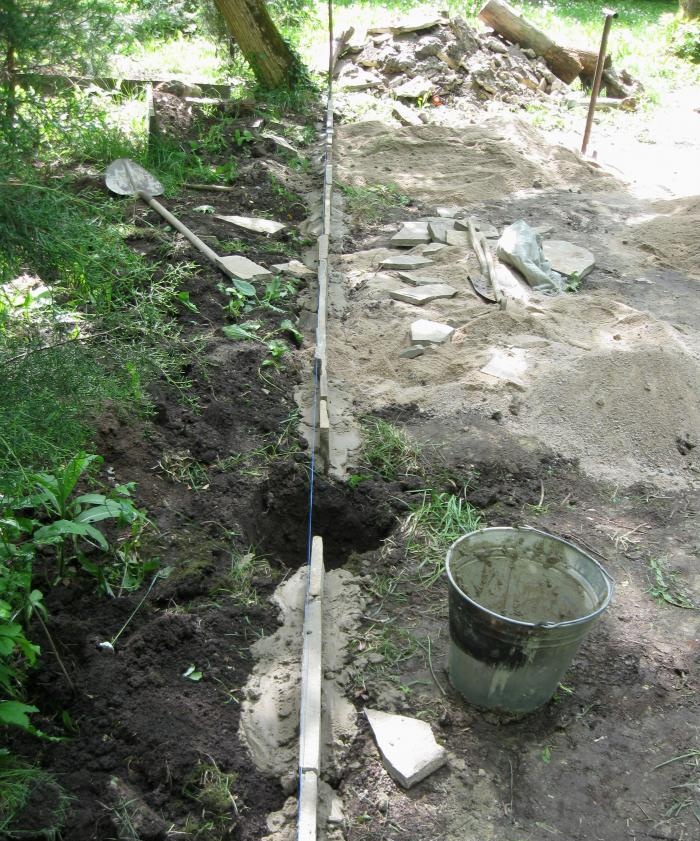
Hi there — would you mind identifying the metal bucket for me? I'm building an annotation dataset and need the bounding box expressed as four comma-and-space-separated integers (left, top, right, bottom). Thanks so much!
446, 526, 613, 714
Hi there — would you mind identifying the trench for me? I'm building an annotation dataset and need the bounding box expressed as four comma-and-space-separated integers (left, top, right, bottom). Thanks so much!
249, 460, 398, 570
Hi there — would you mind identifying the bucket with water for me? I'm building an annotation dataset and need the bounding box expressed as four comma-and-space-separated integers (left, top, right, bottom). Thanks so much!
446, 526, 613, 714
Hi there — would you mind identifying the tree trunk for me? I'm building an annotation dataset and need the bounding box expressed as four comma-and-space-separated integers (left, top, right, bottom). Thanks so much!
680, 0, 700, 19
212, 0, 299, 89
570, 48, 612, 79
478, 0, 583, 84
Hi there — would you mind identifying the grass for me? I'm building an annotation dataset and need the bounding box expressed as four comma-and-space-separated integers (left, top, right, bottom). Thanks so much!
0, 754, 70, 838
403, 488, 482, 584
339, 183, 411, 224
359, 417, 422, 480
213, 549, 275, 607
647, 557, 697, 609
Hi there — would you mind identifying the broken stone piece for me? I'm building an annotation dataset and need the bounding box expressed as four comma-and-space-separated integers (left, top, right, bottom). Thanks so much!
392, 101, 423, 127
272, 259, 314, 278
481, 347, 527, 387
427, 219, 456, 243
410, 319, 454, 344
216, 214, 286, 235
542, 240, 595, 279
365, 708, 447, 789
396, 271, 447, 286
390, 284, 458, 305
454, 218, 499, 238
399, 345, 425, 359
393, 75, 434, 100
218, 255, 272, 281
445, 229, 469, 247
391, 221, 431, 247
380, 255, 434, 270
436, 206, 463, 218
422, 242, 447, 255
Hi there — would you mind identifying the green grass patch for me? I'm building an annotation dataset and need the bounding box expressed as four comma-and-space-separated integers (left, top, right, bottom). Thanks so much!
360, 418, 422, 480
0, 752, 70, 838
339, 183, 410, 224
403, 488, 482, 584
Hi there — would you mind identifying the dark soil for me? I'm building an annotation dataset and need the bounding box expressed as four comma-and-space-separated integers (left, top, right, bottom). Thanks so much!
4, 95, 354, 841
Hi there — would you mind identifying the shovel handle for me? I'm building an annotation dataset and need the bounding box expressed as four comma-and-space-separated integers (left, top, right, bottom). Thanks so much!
139, 191, 228, 273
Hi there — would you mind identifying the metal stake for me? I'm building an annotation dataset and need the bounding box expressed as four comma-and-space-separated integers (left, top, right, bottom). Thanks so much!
581, 8, 618, 156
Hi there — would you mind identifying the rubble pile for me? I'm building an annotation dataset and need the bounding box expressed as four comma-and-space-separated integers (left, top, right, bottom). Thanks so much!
334, 13, 636, 121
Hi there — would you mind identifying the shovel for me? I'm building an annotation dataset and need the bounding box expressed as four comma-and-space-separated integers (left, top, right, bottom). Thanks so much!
104, 158, 268, 283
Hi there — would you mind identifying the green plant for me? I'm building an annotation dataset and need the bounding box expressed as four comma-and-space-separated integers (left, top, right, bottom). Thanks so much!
564, 272, 582, 293
360, 418, 421, 481
183, 759, 242, 833
339, 182, 410, 223
213, 550, 273, 607
647, 557, 696, 609
0, 751, 70, 838
403, 489, 482, 585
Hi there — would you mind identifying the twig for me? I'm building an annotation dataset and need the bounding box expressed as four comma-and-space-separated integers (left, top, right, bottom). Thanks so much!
35, 610, 76, 693
2, 328, 118, 367
183, 182, 236, 192
425, 635, 447, 697
110, 569, 162, 647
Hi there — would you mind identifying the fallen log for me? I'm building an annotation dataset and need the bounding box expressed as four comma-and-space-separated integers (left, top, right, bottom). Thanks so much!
570, 47, 612, 78
478, 0, 582, 83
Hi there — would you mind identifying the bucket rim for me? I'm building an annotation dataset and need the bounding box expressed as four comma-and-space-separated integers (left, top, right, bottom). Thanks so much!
446, 525, 614, 630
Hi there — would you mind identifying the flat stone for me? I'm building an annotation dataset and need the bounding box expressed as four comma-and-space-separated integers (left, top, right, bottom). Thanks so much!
338, 68, 382, 91
392, 16, 443, 34
365, 708, 447, 789
481, 348, 527, 388
445, 229, 469, 247
218, 255, 272, 281
390, 284, 458, 305
410, 319, 454, 344
454, 218, 499, 238
542, 240, 595, 279
380, 255, 434, 270
392, 102, 423, 127
393, 76, 433, 100
216, 214, 286, 235
399, 345, 425, 359
391, 221, 431, 247
272, 259, 314, 278
427, 219, 457, 243
422, 242, 447, 255
436, 206, 463, 218
397, 271, 447, 286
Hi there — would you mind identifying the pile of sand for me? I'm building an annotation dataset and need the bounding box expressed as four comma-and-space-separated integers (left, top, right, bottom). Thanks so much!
628, 197, 700, 278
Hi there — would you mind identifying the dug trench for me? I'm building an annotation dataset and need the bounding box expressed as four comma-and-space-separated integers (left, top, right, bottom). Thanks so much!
2, 95, 404, 839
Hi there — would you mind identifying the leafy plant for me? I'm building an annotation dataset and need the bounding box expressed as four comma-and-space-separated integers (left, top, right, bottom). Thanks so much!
340, 182, 411, 223
647, 557, 696, 609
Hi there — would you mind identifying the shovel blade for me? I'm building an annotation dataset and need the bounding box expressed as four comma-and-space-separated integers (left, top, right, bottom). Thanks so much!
105, 158, 164, 197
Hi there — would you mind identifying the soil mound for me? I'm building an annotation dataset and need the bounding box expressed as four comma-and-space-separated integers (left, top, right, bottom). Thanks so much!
629, 196, 700, 278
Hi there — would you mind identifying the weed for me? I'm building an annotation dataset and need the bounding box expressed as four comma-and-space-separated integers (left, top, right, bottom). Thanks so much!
214, 550, 274, 607
158, 452, 210, 491
647, 557, 696, 609
403, 488, 482, 585
360, 418, 422, 481
339, 182, 410, 223
541, 745, 553, 763
183, 759, 242, 837
0, 752, 70, 838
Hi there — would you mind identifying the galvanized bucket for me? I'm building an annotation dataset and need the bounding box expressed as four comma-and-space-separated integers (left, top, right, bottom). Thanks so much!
446, 526, 613, 714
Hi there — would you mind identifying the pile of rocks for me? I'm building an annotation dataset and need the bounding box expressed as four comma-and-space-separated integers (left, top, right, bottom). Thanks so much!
335, 13, 572, 119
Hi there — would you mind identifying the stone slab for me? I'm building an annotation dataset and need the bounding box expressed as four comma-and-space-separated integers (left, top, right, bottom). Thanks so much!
427, 219, 456, 243
399, 345, 425, 359
396, 271, 448, 286
422, 242, 447, 255
542, 240, 595, 279
215, 214, 286, 235
392, 101, 423, 127
454, 218, 499, 238
365, 708, 447, 789
445, 229, 470, 247
410, 319, 454, 344
393, 75, 433, 100
217, 255, 271, 281
436, 206, 463, 218
391, 221, 431, 247
390, 284, 458, 305
272, 259, 315, 278
380, 255, 434, 270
